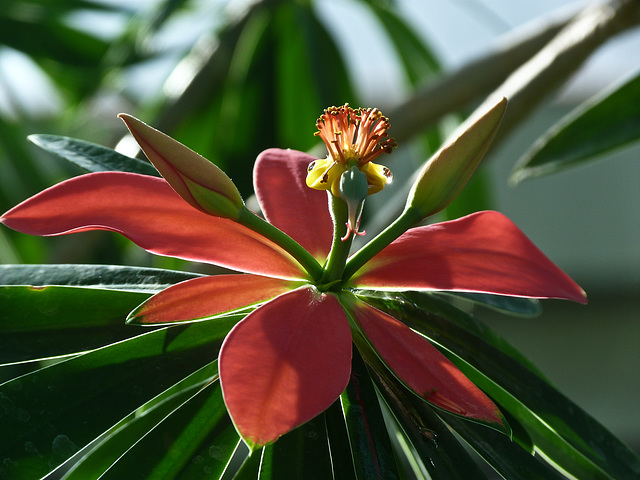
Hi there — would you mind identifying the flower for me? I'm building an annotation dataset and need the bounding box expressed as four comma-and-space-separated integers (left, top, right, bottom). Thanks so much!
0, 106, 586, 450
306, 104, 396, 197
306, 105, 396, 239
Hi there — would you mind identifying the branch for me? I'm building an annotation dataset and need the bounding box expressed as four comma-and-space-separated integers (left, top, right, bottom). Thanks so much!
389, 0, 640, 143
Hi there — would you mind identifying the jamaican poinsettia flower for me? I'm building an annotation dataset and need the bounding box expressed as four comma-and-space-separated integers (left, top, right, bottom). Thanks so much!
0, 99, 586, 449
307, 104, 396, 239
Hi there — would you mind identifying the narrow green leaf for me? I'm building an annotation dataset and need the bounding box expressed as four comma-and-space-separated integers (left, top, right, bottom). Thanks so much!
28, 135, 159, 176
435, 291, 542, 317
368, 295, 640, 479
0, 264, 200, 293
98, 374, 238, 480
259, 415, 332, 480
233, 447, 262, 480
61, 361, 221, 480
0, 286, 150, 364
376, 373, 489, 480
340, 348, 400, 480
0, 316, 239, 479
441, 412, 567, 480
324, 401, 357, 480
511, 68, 640, 183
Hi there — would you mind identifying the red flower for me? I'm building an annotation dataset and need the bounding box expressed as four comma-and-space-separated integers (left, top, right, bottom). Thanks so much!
1, 109, 586, 450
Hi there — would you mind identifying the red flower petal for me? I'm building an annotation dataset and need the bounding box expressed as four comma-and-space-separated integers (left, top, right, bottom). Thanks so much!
254, 149, 333, 261
219, 287, 351, 448
1, 172, 306, 279
350, 211, 587, 303
351, 300, 503, 424
129, 274, 298, 324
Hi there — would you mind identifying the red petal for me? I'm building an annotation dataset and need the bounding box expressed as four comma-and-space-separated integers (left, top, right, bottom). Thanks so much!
1, 172, 306, 279
219, 287, 351, 448
350, 211, 587, 303
130, 274, 298, 324
351, 300, 503, 424
254, 149, 333, 261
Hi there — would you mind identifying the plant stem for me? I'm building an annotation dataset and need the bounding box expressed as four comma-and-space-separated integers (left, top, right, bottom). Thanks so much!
342, 206, 422, 281
319, 195, 354, 286
238, 208, 323, 280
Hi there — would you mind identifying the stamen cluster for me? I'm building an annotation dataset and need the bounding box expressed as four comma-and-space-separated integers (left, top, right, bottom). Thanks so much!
315, 104, 397, 167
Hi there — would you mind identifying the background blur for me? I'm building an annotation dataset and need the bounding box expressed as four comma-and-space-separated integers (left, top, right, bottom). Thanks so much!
1, 0, 638, 453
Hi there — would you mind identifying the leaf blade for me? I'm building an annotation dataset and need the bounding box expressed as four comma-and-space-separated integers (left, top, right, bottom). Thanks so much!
28, 135, 158, 176
511, 69, 640, 183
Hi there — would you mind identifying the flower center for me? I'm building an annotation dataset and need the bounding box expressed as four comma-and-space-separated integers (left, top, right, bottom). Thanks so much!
316, 104, 397, 168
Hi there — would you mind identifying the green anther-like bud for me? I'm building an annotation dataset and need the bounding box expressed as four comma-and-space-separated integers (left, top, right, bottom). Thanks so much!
406, 97, 507, 219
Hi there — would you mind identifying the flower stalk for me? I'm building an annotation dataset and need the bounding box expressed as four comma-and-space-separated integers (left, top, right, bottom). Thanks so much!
319, 194, 354, 287
238, 208, 324, 280
342, 205, 423, 281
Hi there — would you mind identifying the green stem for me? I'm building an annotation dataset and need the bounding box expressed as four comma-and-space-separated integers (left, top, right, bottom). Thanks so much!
342, 205, 422, 281
320, 195, 353, 286
238, 208, 323, 280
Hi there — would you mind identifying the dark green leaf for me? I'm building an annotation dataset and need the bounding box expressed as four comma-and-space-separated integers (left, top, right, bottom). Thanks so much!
324, 401, 357, 480
0, 286, 150, 363
259, 415, 332, 480
511, 69, 640, 183
360, 332, 490, 480
98, 373, 238, 480
441, 412, 567, 480
0, 315, 239, 479
367, 294, 640, 479
28, 135, 159, 176
435, 291, 542, 317
0, 264, 200, 292
60, 361, 222, 479
273, 2, 357, 150
233, 446, 261, 480
340, 348, 400, 480
0, 17, 109, 67
0, 117, 52, 208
